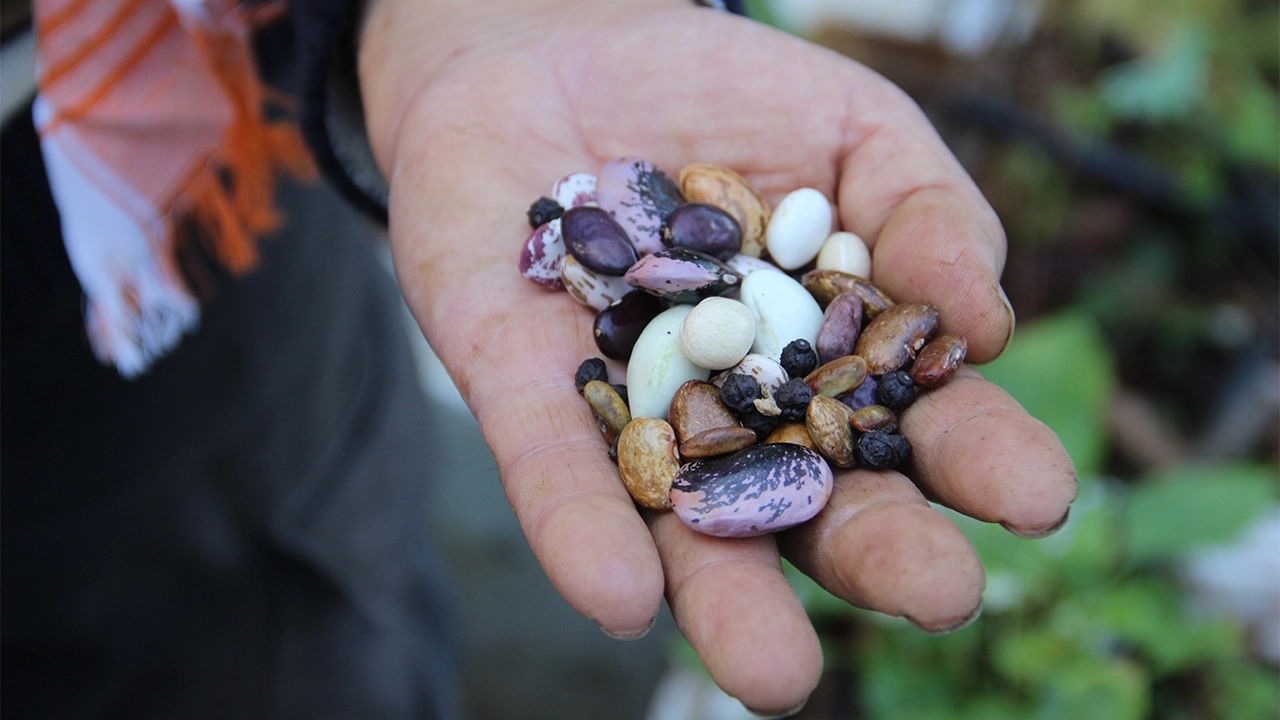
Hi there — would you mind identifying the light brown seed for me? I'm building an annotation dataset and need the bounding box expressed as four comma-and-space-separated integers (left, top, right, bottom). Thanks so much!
816, 292, 864, 365
805, 395, 856, 468
617, 417, 679, 510
762, 422, 819, 452
584, 380, 631, 446
849, 405, 896, 433
801, 270, 895, 317
853, 303, 940, 375
680, 426, 758, 459
667, 380, 740, 444
678, 164, 771, 257
911, 334, 968, 388
804, 355, 868, 398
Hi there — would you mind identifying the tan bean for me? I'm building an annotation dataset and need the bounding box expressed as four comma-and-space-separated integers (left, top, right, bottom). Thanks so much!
763, 422, 819, 453
617, 417, 679, 510
805, 395, 856, 468
680, 426, 758, 459
801, 270, 895, 317
853, 303, 939, 375
804, 355, 868, 398
584, 380, 631, 446
911, 334, 968, 388
849, 405, 897, 433
668, 380, 740, 444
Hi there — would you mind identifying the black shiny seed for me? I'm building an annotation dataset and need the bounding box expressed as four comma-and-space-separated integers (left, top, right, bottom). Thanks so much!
780, 339, 818, 378
611, 384, 629, 407
738, 407, 780, 438
527, 197, 564, 228
775, 378, 814, 423
574, 358, 608, 394
876, 371, 916, 412
857, 430, 909, 470
719, 373, 761, 414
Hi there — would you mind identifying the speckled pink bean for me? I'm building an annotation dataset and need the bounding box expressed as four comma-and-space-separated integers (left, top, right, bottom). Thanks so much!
596, 158, 683, 256
669, 443, 833, 538
554, 172, 598, 208
518, 218, 565, 289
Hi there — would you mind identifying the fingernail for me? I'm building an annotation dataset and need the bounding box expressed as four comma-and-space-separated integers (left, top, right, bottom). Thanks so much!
745, 699, 808, 718
598, 614, 656, 641
911, 598, 984, 635
1002, 506, 1071, 540
996, 284, 1016, 357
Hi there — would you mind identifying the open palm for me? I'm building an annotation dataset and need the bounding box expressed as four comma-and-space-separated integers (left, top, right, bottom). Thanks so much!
361, 5, 1077, 714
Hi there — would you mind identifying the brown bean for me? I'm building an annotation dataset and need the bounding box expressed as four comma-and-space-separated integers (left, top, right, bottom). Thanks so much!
680, 426, 758, 459
853, 303, 939, 375
849, 405, 897, 433
911, 334, 968, 388
584, 380, 631, 446
668, 380, 740, 444
804, 355, 868, 398
805, 395, 856, 468
801, 270, 894, 317
762, 422, 819, 452
816, 292, 863, 365
617, 417, 679, 510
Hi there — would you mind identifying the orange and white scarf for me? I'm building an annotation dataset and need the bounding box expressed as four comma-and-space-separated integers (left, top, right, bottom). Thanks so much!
34, 0, 314, 377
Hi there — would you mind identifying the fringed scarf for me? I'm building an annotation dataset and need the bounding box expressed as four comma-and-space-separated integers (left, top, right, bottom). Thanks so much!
34, 0, 315, 377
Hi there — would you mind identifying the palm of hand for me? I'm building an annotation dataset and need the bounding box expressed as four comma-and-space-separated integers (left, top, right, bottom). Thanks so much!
375, 8, 1076, 714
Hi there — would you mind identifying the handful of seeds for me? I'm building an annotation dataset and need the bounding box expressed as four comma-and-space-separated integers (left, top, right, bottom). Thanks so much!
521, 158, 966, 538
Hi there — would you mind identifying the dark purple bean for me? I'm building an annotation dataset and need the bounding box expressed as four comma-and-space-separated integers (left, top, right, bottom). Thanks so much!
838, 375, 878, 412
661, 202, 742, 260
593, 291, 665, 360
816, 292, 863, 365
561, 206, 639, 276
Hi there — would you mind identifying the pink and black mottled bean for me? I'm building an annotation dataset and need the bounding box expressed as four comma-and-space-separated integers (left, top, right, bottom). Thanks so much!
597, 158, 684, 256
561, 206, 639, 276
593, 291, 666, 360
669, 443, 834, 538
623, 248, 742, 304
661, 202, 742, 261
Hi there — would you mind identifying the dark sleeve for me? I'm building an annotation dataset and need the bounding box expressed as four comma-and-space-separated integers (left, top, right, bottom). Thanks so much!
293, 0, 747, 224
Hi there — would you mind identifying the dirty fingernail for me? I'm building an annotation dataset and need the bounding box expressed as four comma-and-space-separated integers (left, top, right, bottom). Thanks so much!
910, 598, 984, 635
746, 699, 808, 718
598, 614, 657, 641
1003, 506, 1071, 540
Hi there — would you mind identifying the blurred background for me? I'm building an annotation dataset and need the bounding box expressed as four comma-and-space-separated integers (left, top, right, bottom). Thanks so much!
406, 0, 1279, 718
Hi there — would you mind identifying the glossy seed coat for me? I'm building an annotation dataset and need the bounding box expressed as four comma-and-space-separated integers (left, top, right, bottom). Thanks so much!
617, 417, 679, 510
854, 303, 939, 375
593, 291, 666, 360
678, 164, 771, 257
597, 158, 683, 256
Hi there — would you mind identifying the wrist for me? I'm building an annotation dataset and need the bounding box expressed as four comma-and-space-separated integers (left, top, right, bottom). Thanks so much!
356, 0, 685, 172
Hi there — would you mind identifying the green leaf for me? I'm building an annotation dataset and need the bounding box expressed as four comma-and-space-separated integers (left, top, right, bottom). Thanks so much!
1093, 577, 1243, 673
1036, 658, 1150, 720
979, 313, 1117, 477
1126, 463, 1278, 562
1097, 24, 1209, 122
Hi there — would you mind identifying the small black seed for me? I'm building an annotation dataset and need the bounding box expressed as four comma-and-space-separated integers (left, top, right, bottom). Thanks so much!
780, 339, 818, 378
719, 373, 761, 414
611, 384, 629, 407
876, 370, 916, 411
887, 433, 912, 465
774, 378, 814, 423
527, 197, 564, 228
738, 407, 780, 438
857, 431, 905, 469
574, 358, 608, 394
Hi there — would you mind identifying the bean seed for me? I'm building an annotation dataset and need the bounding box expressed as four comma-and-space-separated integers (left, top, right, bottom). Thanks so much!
584, 380, 631, 446
680, 426, 758, 459
815, 292, 863, 365
805, 395, 856, 469
911, 334, 967, 388
853, 303, 939, 375
804, 355, 868, 398
801, 269, 895, 316
617, 417, 679, 510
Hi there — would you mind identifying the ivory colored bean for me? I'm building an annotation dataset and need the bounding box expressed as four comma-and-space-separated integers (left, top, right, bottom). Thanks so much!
765, 188, 832, 270
562, 255, 633, 310
626, 306, 708, 420
679, 297, 756, 370
739, 269, 824, 361
815, 231, 872, 279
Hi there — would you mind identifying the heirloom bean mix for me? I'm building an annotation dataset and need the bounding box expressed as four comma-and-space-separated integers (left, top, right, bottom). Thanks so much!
524, 158, 967, 538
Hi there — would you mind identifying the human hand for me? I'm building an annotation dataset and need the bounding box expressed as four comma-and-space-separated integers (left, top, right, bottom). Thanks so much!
358, 1, 1077, 714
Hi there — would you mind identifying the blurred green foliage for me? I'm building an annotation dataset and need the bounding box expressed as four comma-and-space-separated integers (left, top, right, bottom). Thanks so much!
782, 315, 1278, 719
